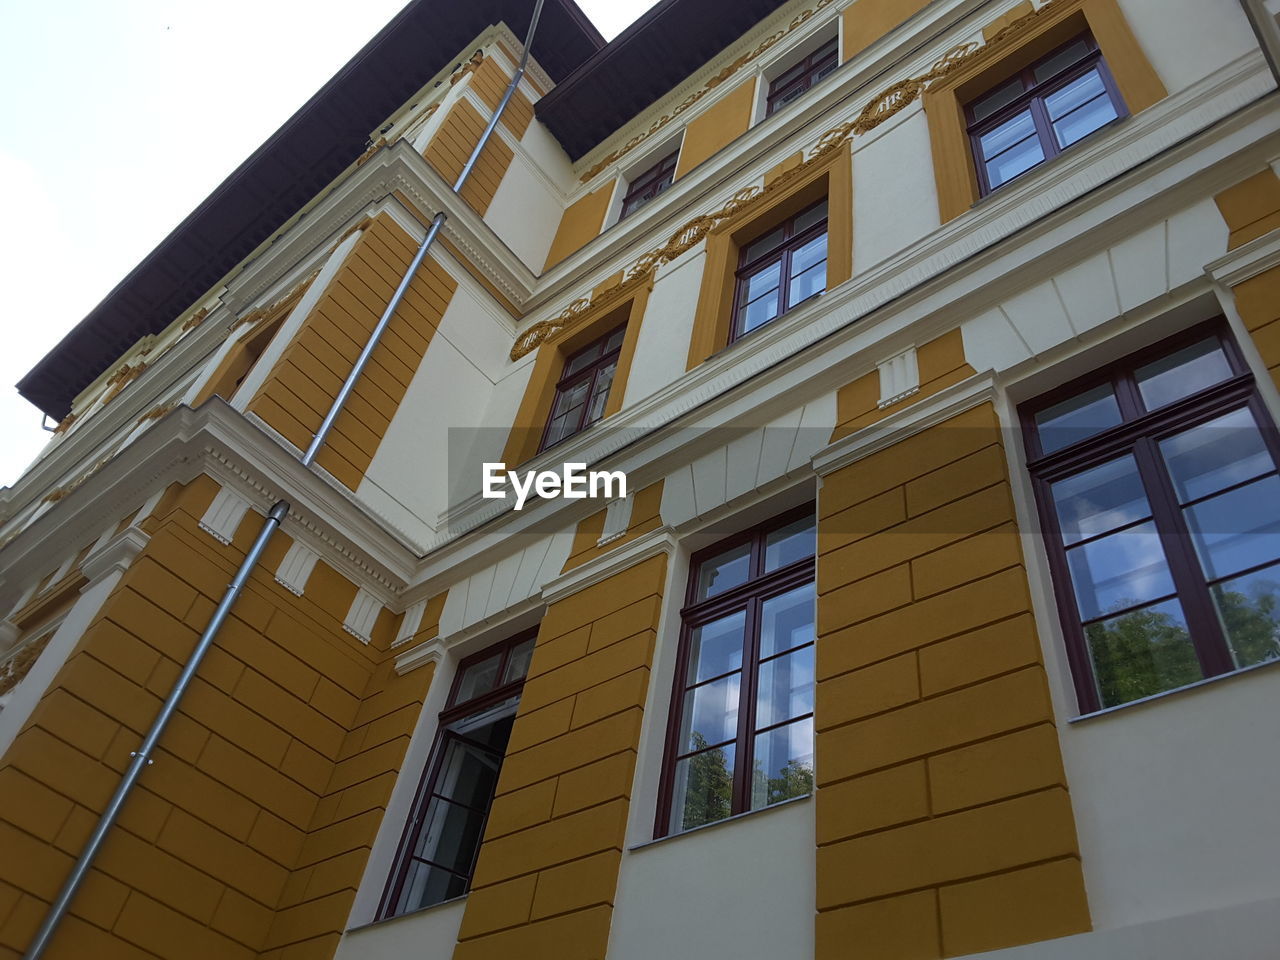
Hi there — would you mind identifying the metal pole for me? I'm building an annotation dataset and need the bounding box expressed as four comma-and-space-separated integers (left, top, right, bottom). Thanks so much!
21, 500, 290, 960
302, 0, 545, 467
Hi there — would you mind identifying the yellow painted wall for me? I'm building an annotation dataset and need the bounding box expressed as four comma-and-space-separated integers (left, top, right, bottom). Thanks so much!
543, 182, 616, 271
470, 56, 534, 139
0, 477, 435, 960
453, 555, 667, 960
673, 77, 756, 180
814, 403, 1090, 959
561, 481, 665, 573
841, 0, 931, 61
1214, 172, 1280, 392
832, 329, 976, 441
247, 214, 456, 491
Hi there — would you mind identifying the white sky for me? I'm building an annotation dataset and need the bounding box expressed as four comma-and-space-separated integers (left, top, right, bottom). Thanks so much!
0, 0, 651, 488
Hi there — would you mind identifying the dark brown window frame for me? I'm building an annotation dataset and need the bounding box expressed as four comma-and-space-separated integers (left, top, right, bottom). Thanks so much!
1020, 320, 1280, 714
620, 149, 680, 220
538, 324, 626, 453
966, 32, 1127, 197
655, 505, 816, 838
765, 36, 838, 116
729, 199, 828, 343
378, 629, 536, 919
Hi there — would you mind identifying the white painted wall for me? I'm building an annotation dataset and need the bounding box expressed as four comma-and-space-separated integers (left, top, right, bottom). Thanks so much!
334, 898, 465, 960
1119, 0, 1257, 96
357, 279, 516, 545
485, 150, 561, 272
608, 800, 816, 960
852, 105, 940, 271
623, 243, 706, 407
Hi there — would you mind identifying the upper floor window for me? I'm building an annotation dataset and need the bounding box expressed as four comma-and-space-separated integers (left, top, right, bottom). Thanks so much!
732, 199, 827, 341
620, 150, 679, 219
657, 509, 816, 837
766, 37, 838, 116
1022, 325, 1280, 714
540, 325, 625, 451
379, 632, 536, 917
967, 33, 1125, 195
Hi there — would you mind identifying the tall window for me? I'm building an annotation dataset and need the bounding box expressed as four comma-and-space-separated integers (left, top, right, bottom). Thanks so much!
620, 150, 679, 219
657, 509, 816, 837
1022, 324, 1280, 714
540, 326, 625, 451
379, 632, 536, 918
732, 199, 828, 341
766, 37, 838, 116
967, 33, 1125, 195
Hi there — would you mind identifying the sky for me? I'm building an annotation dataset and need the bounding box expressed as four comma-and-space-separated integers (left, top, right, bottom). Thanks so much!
0, 0, 651, 489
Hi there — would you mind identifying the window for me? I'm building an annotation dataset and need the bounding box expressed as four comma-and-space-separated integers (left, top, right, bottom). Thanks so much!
1022, 324, 1280, 714
539, 325, 625, 451
657, 509, 816, 837
620, 150, 679, 220
967, 33, 1125, 195
731, 199, 828, 340
379, 632, 536, 917
766, 37, 838, 116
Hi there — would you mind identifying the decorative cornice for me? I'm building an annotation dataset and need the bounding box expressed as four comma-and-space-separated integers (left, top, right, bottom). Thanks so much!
394, 634, 445, 675
81, 526, 151, 586
540, 527, 677, 605
1205, 228, 1280, 287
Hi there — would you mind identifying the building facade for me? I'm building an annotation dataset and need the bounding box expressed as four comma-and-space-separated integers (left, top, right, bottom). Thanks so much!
2, 0, 1280, 957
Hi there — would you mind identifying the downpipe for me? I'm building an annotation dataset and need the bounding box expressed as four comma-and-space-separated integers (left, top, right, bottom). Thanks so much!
22, 1, 545, 956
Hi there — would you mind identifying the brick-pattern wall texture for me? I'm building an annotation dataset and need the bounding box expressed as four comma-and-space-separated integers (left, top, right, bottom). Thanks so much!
247, 213, 456, 491
0, 476, 433, 960
813, 403, 1091, 959
452, 554, 667, 960
424, 99, 516, 216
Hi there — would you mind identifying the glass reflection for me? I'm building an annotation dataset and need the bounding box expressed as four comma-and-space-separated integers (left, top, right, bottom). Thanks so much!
1034, 384, 1122, 454
1135, 339, 1231, 410
750, 718, 814, 809
1184, 476, 1280, 581
1211, 565, 1280, 669
1066, 521, 1173, 621
1160, 408, 1274, 503
687, 611, 746, 684
759, 583, 816, 659
1083, 598, 1201, 707
1051, 455, 1150, 544
672, 743, 736, 832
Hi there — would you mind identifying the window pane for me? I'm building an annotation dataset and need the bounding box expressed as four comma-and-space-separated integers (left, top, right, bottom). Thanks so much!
1211, 564, 1280, 669
696, 544, 752, 601
410, 796, 486, 875
502, 637, 535, 684
985, 134, 1046, 188
433, 738, 501, 810
687, 610, 747, 682
1033, 383, 1123, 454
1160, 407, 1274, 503
794, 200, 829, 235
1050, 455, 1150, 545
743, 261, 782, 304
671, 743, 736, 831
1051, 90, 1118, 148
397, 860, 467, 914
586, 361, 617, 425
750, 717, 814, 810
1184, 475, 1280, 581
550, 379, 589, 420
755, 645, 814, 729
759, 583, 816, 659
1066, 521, 1174, 621
604, 327, 627, 353
788, 261, 826, 306
1033, 39, 1092, 84
971, 76, 1024, 122
563, 344, 601, 377
1084, 598, 1201, 708
743, 228, 786, 265
1045, 69, 1106, 121
680, 674, 740, 752
790, 232, 828, 276
764, 516, 816, 571
979, 110, 1036, 159
454, 653, 502, 703
739, 295, 781, 335
1135, 339, 1232, 410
